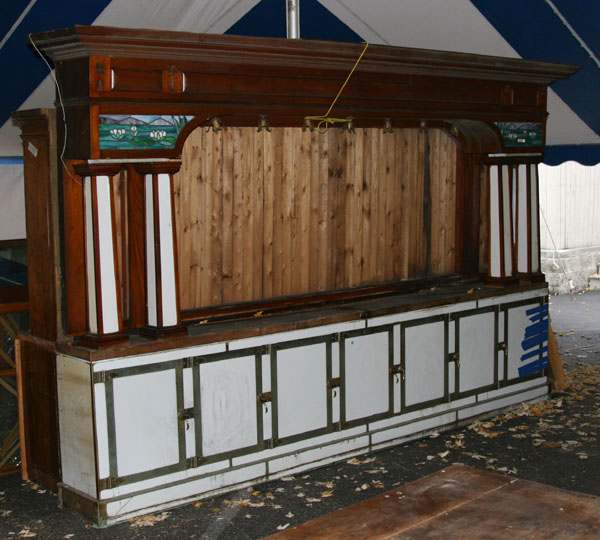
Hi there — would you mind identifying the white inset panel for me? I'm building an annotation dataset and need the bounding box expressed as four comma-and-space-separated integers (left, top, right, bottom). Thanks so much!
458, 312, 496, 392
489, 165, 501, 277
517, 164, 528, 273
145, 174, 157, 327
157, 173, 178, 326
404, 321, 445, 407
501, 165, 513, 276
183, 367, 194, 409
83, 176, 98, 333
345, 332, 389, 422
507, 304, 536, 380
200, 355, 257, 455
96, 175, 119, 334
113, 369, 179, 477
95, 382, 110, 479
276, 343, 328, 439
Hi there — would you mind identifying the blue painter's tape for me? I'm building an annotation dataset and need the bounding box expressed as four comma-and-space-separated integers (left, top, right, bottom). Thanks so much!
519, 356, 549, 378
521, 345, 548, 362
526, 304, 548, 317
524, 321, 549, 338
518, 302, 549, 378
522, 332, 548, 352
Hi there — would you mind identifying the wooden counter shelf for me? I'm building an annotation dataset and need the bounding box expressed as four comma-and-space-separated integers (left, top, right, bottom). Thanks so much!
52, 278, 547, 362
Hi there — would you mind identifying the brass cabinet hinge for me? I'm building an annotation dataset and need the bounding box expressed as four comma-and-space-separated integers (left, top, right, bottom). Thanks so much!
448, 352, 460, 367
390, 365, 405, 380
178, 407, 195, 421
327, 377, 340, 390
93, 371, 113, 384
98, 476, 125, 491
264, 438, 278, 449
187, 456, 207, 469
257, 392, 272, 405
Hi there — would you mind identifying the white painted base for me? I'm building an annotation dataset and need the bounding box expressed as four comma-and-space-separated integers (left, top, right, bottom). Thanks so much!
56, 291, 549, 526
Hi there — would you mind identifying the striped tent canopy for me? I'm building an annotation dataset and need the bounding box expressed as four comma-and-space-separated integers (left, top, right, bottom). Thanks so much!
2, 0, 599, 165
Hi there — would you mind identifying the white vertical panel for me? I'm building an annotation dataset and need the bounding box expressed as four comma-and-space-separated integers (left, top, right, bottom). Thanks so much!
200, 356, 257, 455
113, 370, 180, 476
276, 343, 328, 439
448, 320, 455, 394
261, 354, 271, 392
157, 173, 178, 326
458, 312, 495, 392
94, 381, 110, 479
393, 325, 401, 413
96, 175, 119, 334
145, 174, 157, 327
183, 367, 194, 408
263, 400, 272, 442
185, 419, 195, 459
517, 164, 529, 273
332, 336, 341, 423
404, 321, 445, 406
489, 165, 501, 277
84, 176, 98, 333
345, 332, 389, 421
501, 165, 513, 276
530, 165, 540, 272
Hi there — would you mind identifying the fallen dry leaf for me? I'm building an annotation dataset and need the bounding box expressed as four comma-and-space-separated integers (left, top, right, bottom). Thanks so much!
130, 512, 171, 528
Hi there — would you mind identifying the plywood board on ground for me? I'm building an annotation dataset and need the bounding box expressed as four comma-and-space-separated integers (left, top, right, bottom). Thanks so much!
267, 464, 600, 539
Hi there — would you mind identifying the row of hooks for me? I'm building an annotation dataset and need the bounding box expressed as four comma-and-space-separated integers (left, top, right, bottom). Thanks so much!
205, 116, 406, 135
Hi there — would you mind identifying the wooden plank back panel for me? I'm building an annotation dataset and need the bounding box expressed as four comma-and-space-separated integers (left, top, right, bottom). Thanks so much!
175, 127, 458, 311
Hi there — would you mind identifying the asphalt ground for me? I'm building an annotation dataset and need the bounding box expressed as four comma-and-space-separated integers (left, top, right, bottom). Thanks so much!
1, 291, 599, 539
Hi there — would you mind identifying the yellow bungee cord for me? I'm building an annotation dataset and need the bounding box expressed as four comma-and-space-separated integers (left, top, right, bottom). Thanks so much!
304, 42, 369, 133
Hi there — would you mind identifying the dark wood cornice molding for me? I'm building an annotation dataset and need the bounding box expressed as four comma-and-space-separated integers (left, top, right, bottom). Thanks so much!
33, 25, 577, 85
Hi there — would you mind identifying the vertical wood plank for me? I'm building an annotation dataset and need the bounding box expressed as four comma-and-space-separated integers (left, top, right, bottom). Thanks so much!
316, 131, 330, 291
262, 130, 274, 299
297, 128, 311, 294
309, 130, 321, 291
271, 129, 284, 298
200, 129, 211, 306
281, 128, 294, 295
222, 127, 234, 303
399, 130, 411, 279
360, 128, 372, 284
242, 128, 255, 301
371, 129, 383, 283
328, 129, 343, 290
253, 129, 264, 301
210, 130, 224, 305
344, 131, 356, 287
430, 129, 441, 275
382, 130, 395, 281
232, 127, 244, 302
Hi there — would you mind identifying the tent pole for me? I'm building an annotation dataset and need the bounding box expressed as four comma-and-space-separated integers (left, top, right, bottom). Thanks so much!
286, 0, 300, 39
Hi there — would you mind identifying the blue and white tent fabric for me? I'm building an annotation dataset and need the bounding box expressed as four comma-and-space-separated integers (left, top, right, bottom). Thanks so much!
1, 0, 599, 238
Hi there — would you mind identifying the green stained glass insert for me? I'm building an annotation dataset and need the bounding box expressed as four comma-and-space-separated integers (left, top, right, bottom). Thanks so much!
99, 115, 194, 150
495, 121, 543, 148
